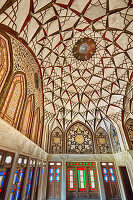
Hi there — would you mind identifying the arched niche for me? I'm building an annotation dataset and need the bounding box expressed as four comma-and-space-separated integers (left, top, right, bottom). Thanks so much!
20, 95, 35, 137
66, 121, 94, 154
0, 32, 13, 93
49, 127, 63, 154
30, 108, 40, 143
95, 127, 112, 154
1, 73, 26, 128
125, 118, 133, 149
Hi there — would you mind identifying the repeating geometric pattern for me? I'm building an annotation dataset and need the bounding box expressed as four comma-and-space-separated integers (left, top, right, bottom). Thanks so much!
125, 118, 133, 149
0, 0, 133, 130
67, 122, 94, 154
110, 125, 121, 153
49, 127, 63, 154
96, 127, 112, 154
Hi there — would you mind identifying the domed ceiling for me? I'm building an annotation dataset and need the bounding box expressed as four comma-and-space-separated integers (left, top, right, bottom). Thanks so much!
0, 0, 133, 130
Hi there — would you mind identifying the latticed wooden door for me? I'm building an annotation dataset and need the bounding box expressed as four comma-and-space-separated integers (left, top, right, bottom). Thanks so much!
66, 162, 99, 199
47, 162, 62, 200
101, 162, 120, 200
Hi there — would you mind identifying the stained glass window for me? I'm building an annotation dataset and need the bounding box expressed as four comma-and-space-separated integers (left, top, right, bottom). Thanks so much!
0, 171, 6, 193
88, 167, 98, 192
33, 167, 40, 200
109, 168, 116, 183
47, 162, 62, 199
0, 150, 14, 199
25, 168, 34, 200
35, 168, 40, 191
55, 168, 60, 183
67, 162, 95, 167
66, 162, 99, 198
78, 168, 86, 191
101, 162, 120, 199
103, 167, 109, 182
101, 162, 117, 184
10, 170, 19, 200
67, 168, 76, 191
49, 167, 54, 183
14, 169, 24, 200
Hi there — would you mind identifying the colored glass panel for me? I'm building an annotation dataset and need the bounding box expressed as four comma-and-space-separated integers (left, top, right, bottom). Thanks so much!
88, 167, 98, 192
78, 168, 86, 191
56, 168, 60, 183
14, 169, 24, 200
35, 168, 40, 189
25, 168, 33, 200
49, 167, 54, 183
10, 170, 19, 200
103, 168, 109, 183
67, 168, 76, 191
10, 169, 24, 200
109, 168, 116, 183
67, 162, 95, 167
0, 171, 6, 191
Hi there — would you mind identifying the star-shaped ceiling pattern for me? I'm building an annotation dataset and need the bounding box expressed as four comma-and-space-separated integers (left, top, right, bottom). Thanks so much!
0, 0, 133, 130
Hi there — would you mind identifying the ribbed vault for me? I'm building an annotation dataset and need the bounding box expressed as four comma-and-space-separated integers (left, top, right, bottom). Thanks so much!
0, 0, 133, 130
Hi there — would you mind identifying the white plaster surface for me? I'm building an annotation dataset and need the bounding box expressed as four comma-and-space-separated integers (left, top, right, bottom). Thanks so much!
0, 118, 47, 160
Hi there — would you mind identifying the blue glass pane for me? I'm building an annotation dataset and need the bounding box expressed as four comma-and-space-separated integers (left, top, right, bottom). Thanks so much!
49, 175, 54, 182
0, 172, 5, 176
0, 175, 6, 188
50, 168, 54, 174
103, 168, 107, 174
111, 175, 115, 182
109, 168, 114, 174
104, 175, 109, 182
56, 175, 60, 182
56, 168, 60, 174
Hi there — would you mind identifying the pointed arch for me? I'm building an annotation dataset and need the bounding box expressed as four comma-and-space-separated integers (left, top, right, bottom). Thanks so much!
37, 116, 44, 147
125, 118, 133, 149
66, 121, 94, 154
1, 73, 26, 128
95, 127, 112, 154
0, 32, 13, 93
49, 127, 63, 154
20, 94, 35, 137
30, 108, 40, 143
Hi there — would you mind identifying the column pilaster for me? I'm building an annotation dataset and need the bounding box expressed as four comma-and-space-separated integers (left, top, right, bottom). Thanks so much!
61, 160, 66, 200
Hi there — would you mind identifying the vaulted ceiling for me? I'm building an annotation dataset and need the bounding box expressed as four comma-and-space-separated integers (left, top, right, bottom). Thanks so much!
0, 0, 133, 130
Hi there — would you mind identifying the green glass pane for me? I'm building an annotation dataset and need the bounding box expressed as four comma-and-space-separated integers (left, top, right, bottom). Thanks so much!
78, 170, 81, 188
83, 169, 86, 188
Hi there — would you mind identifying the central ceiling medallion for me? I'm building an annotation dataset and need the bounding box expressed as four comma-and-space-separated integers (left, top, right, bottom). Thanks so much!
73, 37, 96, 61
